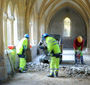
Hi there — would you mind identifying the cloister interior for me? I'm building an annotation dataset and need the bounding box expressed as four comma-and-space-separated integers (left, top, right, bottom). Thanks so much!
0, 0, 90, 82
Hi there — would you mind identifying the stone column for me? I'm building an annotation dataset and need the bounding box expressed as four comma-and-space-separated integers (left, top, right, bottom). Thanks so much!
3, 12, 8, 48
0, 4, 7, 81
87, 19, 90, 52
88, 19, 90, 49
25, 14, 32, 62
38, 16, 41, 43
25, 22, 32, 62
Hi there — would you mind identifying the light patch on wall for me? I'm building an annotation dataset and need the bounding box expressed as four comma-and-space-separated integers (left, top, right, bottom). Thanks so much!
14, 6, 18, 46
7, 3, 12, 45
64, 17, 71, 37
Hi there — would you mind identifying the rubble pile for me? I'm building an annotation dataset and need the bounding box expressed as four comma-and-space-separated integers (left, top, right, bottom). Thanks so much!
61, 65, 90, 77
26, 62, 90, 77
26, 62, 50, 72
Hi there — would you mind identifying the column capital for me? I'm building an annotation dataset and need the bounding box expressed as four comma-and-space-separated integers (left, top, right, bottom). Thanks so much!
8, 15, 15, 21
3, 12, 8, 20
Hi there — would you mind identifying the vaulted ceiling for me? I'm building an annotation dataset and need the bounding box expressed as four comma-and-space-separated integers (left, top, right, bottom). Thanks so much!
37, 0, 90, 18
36, 0, 90, 27
25, 0, 90, 37
26, 0, 89, 29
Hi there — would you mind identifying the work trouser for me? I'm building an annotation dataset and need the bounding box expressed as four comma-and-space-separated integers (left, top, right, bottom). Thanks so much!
75, 46, 83, 64
19, 58, 26, 71
50, 56, 60, 75
18, 50, 26, 72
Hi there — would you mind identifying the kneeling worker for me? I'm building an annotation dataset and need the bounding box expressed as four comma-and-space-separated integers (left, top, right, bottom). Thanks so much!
16, 34, 29, 73
73, 36, 84, 65
42, 33, 61, 77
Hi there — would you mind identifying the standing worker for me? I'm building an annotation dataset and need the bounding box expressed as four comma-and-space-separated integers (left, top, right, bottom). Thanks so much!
16, 34, 29, 73
73, 36, 85, 65
42, 33, 61, 77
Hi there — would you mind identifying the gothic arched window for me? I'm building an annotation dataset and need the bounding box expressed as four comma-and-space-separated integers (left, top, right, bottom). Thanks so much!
64, 17, 71, 37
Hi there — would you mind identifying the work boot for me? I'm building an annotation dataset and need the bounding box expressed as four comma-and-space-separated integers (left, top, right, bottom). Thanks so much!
23, 67, 28, 71
19, 68, 23, 73
54, 71, 58, 77
47, 73, 54, 77
75, 55, 78, 64
19, 68, 27, 73
80, 56, 85, 65
81, 62, 85, 65
19, 70, 22, 73
19, 70, 26, 73
22, 70, 27, 73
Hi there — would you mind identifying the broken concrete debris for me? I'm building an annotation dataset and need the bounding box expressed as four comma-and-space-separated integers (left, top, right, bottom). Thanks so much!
26, 62, 90, 77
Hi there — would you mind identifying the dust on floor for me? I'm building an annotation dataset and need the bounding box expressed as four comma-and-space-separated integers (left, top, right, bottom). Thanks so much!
1, 70, 90, 85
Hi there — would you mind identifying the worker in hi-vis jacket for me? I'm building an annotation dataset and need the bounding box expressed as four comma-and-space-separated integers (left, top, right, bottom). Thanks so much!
42, 33, 61, 77
16, 34, 29, 73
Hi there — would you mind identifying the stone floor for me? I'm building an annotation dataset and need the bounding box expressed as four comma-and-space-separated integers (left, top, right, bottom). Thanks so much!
1, 49, 90, 85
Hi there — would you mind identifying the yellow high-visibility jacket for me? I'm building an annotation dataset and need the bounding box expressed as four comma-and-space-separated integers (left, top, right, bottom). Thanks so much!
16, 38, 28, 55
45, 36, 61, 54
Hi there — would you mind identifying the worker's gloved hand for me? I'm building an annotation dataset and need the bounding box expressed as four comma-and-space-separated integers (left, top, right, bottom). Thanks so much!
38, 41, 43, 46
76, 50, 79, 53
76, 50, 81, 55
76, 50, 81, 53
47, 52, 51, 56
59, 53, 62, 58
23, 49, 26, 53
44, 46, 47, 50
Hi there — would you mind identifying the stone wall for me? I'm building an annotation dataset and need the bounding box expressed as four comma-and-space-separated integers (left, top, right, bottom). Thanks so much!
48, 7, 87, 48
